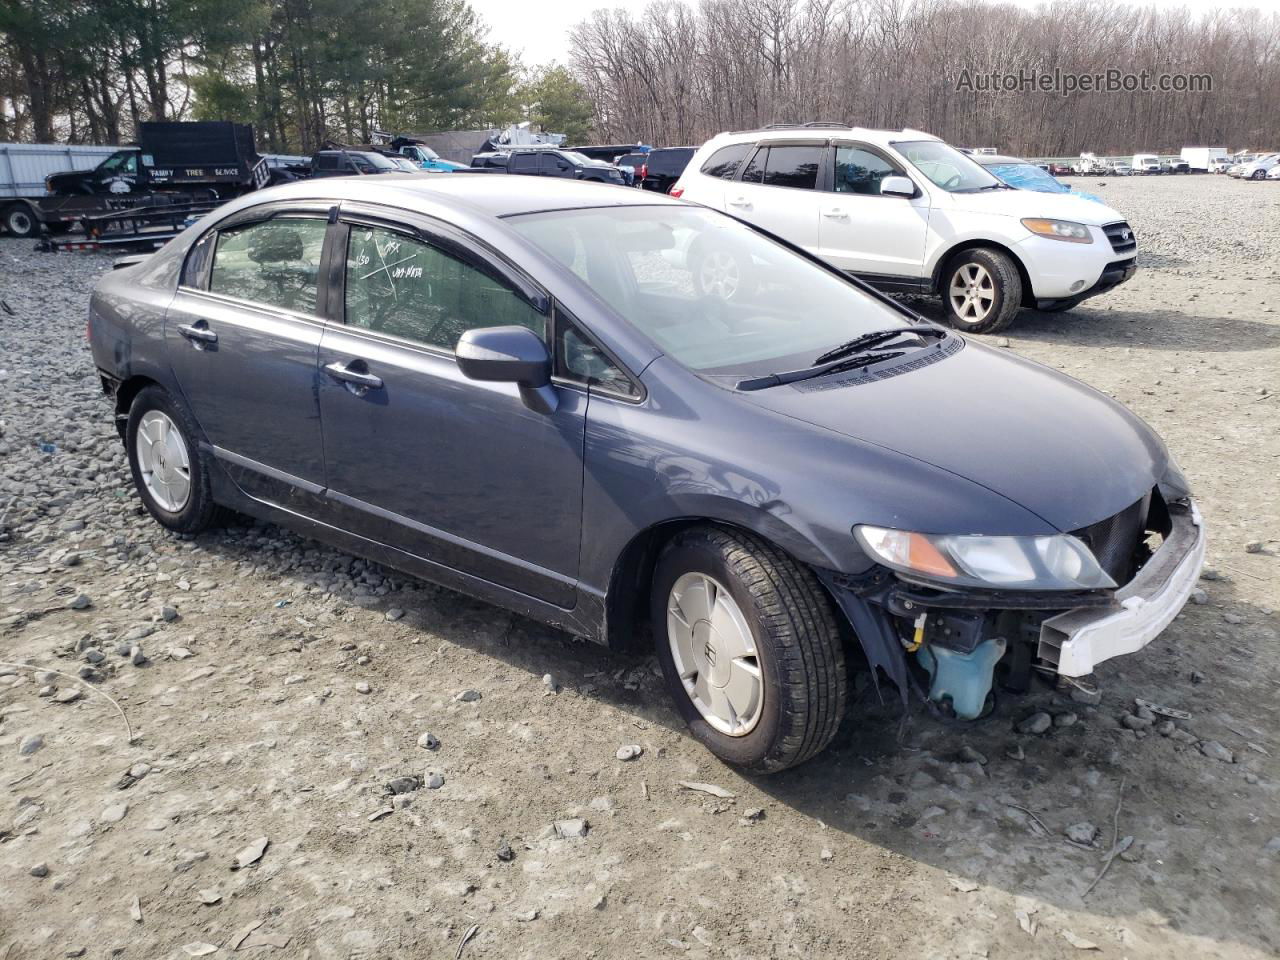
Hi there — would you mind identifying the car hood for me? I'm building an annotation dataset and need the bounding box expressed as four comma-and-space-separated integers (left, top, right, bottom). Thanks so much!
738, 340, 1168, 533
943, 187, 1123, 224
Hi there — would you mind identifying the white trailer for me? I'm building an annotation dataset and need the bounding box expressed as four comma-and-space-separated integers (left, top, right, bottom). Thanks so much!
1179, 146, 1227, 172
0, 142, 120, 200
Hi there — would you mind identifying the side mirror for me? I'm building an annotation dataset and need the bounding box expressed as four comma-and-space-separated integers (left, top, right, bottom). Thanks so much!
880, 175, 916, 198
456, 325, 557, 414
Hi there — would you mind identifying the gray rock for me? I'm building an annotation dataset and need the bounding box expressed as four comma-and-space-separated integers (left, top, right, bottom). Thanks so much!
384, 608, 405, 622
1199, 740, 1234, 763
425, 772, 445, 789
386, 776, 422, 795
1156, 720, 1176, 736
84, 648, 104, 664
554, 818, 589, 838
160, 605, 179, 622
30, 862, 49, 878
1190, 588, 1209, 605
417, 732, 440, 751
1200, 567, 1222, 581
354, 681, 372, 695
19, 734, 43, 755
1054, 712, 1079, 728
1135, 704, 1155, 722
1190, 670, 1206, 684
542, 673, 558, 693
1070, 685, 1102, 706
1122, 714, 1153, 731
101, 802, 128, 823
1017, 712, 1052, 735
1244, 540, 1263, 554
496, 841, 515, 862
53, 687, 83, 705
1005, 743, 1025, 761
455, 689, 482, 702
67, 594, 92, 610
129, 645, 147, 666
1223, 612, 1244, 624
958, 744, 988, 765
1066, 822, 1097, 844
908, 770, 936, 788
1264, 836, 1280, 854
616, 744, 643, 761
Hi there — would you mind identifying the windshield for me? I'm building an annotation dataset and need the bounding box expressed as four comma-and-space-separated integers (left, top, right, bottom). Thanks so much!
984, 162, 1067, 193
895, 140, 1001, 192
419, 146, 440, 160
561, 151, 593, 165
508, 205, 919, 377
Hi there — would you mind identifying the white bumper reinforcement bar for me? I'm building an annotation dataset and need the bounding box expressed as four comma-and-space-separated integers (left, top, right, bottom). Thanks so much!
1038, 500, 1205, 678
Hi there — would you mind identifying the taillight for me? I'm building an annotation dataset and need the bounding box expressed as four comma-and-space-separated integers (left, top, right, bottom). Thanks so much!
669, 187, 683, 198
639, 163, 647, 180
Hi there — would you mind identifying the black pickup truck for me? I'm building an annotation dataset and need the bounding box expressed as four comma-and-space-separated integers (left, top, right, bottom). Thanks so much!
467, 148, 626, 185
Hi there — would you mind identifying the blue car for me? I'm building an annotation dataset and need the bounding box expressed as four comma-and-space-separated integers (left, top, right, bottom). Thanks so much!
89, 177, 1202, 772
395, 143, 467, 172
976, 154, 1108, 205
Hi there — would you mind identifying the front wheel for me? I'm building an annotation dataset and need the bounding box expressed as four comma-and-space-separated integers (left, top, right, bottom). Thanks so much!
689, 244, 758, 302
1252, 169, 1267, 181
941, 248, 1022, 334
126, 385, 221, 535
652, 526, 848, 774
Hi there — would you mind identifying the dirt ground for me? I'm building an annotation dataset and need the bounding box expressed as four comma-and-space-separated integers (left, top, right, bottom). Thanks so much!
1, 173, 1277, 960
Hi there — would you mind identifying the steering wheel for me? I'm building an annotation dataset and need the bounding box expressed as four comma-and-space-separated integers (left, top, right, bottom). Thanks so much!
942, 174, 962, 190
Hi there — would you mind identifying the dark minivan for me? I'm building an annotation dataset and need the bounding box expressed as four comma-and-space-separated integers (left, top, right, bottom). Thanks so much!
89, 176, 1203, 774
641, 147, 696, 192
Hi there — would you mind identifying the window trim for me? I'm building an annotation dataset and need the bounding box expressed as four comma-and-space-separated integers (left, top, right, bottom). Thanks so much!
735, 139, 827, 190
828, 141, 915, 198
333, 207, 552, 357
551, 303, 646, 404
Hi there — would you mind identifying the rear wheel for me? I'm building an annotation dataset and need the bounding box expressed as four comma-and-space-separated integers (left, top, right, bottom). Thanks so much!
126, 385, 221, 535
690, 244, 758, 303
4, 203, 38, 238
652, 525, 847, 774
941, 247, 1022, 334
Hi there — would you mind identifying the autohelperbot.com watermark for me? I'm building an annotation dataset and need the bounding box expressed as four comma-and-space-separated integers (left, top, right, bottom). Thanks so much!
955, 67, 1212, 97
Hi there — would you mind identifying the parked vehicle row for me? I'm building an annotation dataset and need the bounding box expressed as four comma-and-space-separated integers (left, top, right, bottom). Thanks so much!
90, 174, 1202, 774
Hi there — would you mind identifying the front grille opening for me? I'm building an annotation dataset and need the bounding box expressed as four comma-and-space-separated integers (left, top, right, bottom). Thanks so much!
1103, 221, 1137, 255
1072, 491, 1153, 586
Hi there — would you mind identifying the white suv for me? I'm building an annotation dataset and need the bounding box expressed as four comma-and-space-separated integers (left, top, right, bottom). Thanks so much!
672, 125, 1137, 333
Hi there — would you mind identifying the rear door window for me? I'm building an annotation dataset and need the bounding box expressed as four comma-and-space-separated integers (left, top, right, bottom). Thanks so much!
740, 147, 767, 184
510, 154, 538, 174
762, 145, 822, 190
208, 217, 328, 314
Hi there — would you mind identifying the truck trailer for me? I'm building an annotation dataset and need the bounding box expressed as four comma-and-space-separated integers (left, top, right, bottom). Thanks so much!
1, 122, 295, 238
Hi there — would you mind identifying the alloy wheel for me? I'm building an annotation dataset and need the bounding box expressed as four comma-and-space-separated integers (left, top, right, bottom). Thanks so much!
949, 262, 996, 323
666, 572, 763, 736
700, 251, 741, 300
136, 409, 192, 512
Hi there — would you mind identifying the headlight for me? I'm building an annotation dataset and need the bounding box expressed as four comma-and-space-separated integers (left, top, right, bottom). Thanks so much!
1021, 218, 1093, 243
854, 525, 1116, 591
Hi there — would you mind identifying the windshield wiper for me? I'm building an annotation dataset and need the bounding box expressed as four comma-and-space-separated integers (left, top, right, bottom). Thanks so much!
812, 324, 944, 366
736, 350, 910, 391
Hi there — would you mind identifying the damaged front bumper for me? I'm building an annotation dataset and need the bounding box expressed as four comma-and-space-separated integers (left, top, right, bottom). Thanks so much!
1037, 500, 1205, 677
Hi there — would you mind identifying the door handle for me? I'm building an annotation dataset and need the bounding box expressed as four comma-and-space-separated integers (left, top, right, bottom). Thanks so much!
324, 360, 384, 392
823, 208, 848, 219
176, 322, 217, 347
727, 197, 751, 208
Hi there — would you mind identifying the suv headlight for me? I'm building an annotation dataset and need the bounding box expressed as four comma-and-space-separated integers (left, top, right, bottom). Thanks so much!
1021, 218, 1093, 243
854, 525, 1116, 591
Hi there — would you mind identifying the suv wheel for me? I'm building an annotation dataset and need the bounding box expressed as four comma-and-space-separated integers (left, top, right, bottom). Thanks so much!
690, 246, 757, 302
652, 526, 848, 774
941, 248, 1022, 334
126, 386, 221, 534
1251, 169, 1267, 180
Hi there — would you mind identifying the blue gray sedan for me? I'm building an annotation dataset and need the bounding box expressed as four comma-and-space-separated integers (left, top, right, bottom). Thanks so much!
89, 175, 1204, 772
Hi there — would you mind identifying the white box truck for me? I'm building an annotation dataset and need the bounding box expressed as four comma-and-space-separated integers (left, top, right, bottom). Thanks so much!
1180, 147, 1227, 173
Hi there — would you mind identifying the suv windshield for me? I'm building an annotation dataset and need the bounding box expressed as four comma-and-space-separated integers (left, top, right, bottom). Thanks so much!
895, 140, 1000, 192
508, 205, 921, 377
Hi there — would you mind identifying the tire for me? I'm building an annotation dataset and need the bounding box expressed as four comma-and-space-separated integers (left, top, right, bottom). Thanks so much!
125, 385, 221, 535
4, 203, 38, 238
940, 247, 1022, 334
652, 525, 848, 774
1251, 169, 1266, 181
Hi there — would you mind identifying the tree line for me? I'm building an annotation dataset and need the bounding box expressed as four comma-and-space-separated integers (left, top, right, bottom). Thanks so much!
0, 0, 595, 151
569, 0, 1280, 155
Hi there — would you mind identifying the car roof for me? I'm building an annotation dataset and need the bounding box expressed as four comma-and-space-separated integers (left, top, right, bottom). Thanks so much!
243, 172, 683, 218
702, 126, 942, 149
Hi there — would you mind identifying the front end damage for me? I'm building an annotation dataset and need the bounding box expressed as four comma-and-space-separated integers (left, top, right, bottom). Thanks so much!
819, 490, 1205, 719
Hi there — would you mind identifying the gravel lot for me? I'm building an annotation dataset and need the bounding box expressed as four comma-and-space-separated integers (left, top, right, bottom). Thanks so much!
1, 174, 1277, 960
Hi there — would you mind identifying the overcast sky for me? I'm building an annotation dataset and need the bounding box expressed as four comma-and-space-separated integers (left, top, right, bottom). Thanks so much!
475, 0, 1276, 67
